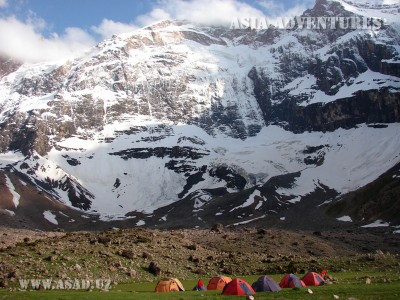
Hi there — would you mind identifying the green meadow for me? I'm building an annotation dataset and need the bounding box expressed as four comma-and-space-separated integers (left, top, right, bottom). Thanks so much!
1, 272, 399, 300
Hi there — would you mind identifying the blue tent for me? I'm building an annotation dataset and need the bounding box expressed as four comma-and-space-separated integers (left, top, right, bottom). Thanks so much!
251, 276, 282, 292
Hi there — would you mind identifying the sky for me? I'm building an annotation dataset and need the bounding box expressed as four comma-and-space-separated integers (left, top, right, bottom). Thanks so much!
0, 0, 317, 62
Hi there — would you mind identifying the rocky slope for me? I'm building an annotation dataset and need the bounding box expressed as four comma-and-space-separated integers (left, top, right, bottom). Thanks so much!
0, 0, 399, 230
327, 161, 400, 224
0, 226, 399, 286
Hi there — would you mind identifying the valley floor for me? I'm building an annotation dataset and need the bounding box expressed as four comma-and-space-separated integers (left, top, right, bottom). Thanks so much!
0, 226, 399, 289
1, 273, 400, 300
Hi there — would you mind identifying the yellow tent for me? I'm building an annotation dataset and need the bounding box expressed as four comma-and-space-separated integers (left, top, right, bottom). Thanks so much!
207, 276, 232, 290
155, 278, 185, 292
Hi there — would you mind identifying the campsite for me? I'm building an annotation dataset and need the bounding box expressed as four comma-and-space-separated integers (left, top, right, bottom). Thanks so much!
0, 227, 399, 299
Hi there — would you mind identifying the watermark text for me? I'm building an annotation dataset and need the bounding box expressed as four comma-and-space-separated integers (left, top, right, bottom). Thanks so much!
230, 16, 386, 30
18, 278, 112, 290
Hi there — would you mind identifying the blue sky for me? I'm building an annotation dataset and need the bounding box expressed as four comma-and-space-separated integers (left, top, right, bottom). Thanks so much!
0, 0, 315, 62
1, 0, 154, 36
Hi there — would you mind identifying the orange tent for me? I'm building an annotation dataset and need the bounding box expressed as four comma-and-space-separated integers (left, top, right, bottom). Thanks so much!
155, 278, 185, 292
207, 276, 232, 290
301, 272, 325, 286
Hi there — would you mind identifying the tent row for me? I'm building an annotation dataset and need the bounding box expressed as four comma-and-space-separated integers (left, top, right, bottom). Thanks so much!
155, 272, 326, 295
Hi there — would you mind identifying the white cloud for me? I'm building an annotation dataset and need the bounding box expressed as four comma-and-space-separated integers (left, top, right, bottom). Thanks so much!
0, 16, 96, 63
91, 18, 138, 40
135, 7, 172, 27
0, 0, 316, 63
135, 0, 266, 27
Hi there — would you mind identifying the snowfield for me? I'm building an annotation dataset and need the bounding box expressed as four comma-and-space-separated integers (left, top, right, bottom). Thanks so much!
1, 122, 399, 219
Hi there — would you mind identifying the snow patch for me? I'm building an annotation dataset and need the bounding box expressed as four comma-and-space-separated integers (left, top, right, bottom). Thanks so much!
287, 196, 302, 204
4, 175, 20, 208
361, 219, 390, 228
230, 189, 263, 212
58, 211, 70, 218
136, 220, 145, 226
4, 209, 15, 216
231, 215, 266, 226
0, 152, 25, 166
43, 211, 58, 225
337, 215, 353, 222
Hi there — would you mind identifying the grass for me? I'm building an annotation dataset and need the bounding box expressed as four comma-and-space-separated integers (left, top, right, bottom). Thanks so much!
1, 272, 400, 300
1, 228, 399, 299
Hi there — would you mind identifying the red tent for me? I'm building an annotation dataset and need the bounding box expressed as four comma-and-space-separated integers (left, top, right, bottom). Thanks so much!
302, 272, 325, 286
279, 274, 306, 288
222, 278, 256, 296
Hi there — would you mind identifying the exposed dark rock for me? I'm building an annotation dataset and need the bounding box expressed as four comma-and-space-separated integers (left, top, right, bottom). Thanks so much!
45, 255, 58, 262
178, 169, 207, 199
303, 145, 327, 154
164, 160, 200, 173
177, 136, 205, 145
367, 124, 388, 129
120, 249, 135, 259
65, 180, 93, 211
98, 237, 112, 245
268, 88, 400, 133
142, 252, 151, 259
109, 146, 209, 160
186, 244, 197, 250
148, 261, 161, 276
0, 278, 9, 288
139, 136, 166, 143
211, 223, 225, 232
209, 166, 247, 190
0, 56, 22, 79
65, 157, 81, 166
113, 178, 121, 188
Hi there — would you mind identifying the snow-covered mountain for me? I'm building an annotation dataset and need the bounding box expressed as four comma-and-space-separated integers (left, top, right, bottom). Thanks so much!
0, 0, 399, 230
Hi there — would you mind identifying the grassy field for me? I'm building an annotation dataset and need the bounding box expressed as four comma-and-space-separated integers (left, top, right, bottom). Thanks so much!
1, 228, 399, 299
1, 272, 399, 300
